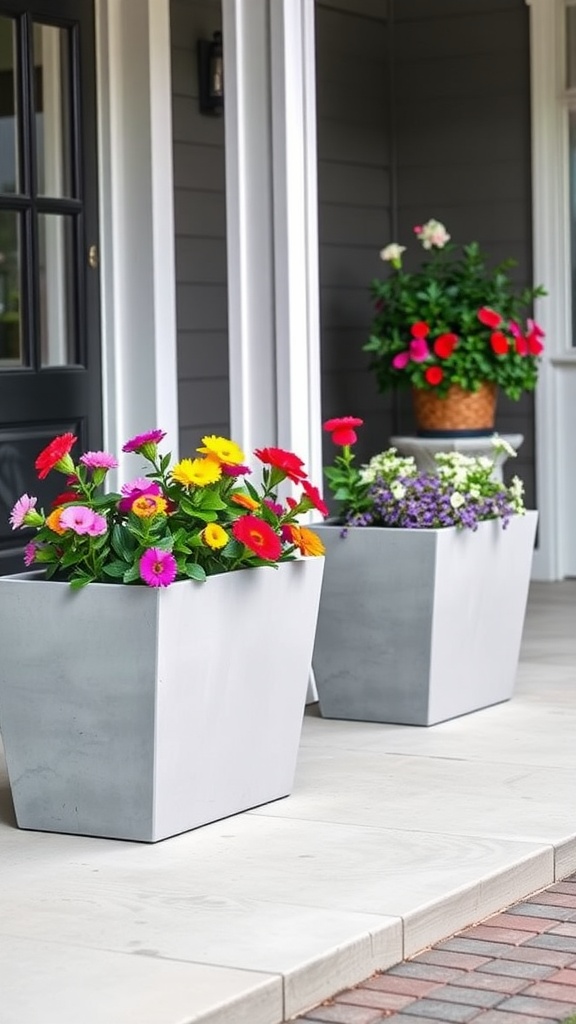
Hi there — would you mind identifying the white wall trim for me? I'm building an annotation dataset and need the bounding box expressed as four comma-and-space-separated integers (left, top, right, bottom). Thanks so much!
526, 0, 569, 579
223, 0, 323, 487
95, 0, 179, 480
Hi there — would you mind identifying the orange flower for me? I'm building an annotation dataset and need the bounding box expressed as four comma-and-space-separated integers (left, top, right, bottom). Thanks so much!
231, 492, 260, 511
45, 508, 67, 535
131, 494, 168, 518
289, 525, 325, 557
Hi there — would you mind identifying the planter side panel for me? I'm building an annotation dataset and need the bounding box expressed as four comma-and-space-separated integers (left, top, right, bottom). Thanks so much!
312, 526, 437, 724
0, 579, 157, 840
153, 557, 325, 840
428, 511, 538, 725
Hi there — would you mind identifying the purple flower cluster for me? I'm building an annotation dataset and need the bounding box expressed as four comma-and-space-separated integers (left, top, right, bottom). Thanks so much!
346, 473, 516, 532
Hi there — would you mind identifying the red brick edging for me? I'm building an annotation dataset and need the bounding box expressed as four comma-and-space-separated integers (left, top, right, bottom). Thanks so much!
296, 876, 576, 1024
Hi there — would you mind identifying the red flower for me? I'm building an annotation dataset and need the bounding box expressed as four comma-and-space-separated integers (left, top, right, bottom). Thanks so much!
51, 491, 79, 508
35, 433, 77, 480
254, 446, 307, 483
301, 480, 329, 517
515, 336, 528, 356
323, 416, 363, 446
433, 333, 458, 359
411, 321, 430, 339
527, 331, 544, 356
478, 307, 502, 328
490, 332, 509, 355
232, 515, 282, 561
424, 366, 443, 386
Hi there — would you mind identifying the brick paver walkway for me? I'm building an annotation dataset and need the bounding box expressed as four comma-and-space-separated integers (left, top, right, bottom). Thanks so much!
295, 875, 576, 1024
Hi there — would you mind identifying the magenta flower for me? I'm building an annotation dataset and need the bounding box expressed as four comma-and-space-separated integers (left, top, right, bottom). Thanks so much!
392, 351, 410, 370
80, 451, 118, 471
59, 505, 99, 535
139, 548, 178, 587
409, 338, 431, 362
23, 542, 37, 567
264, 498, 284, 516
221, 463, 252, 477
122, 429, 166, 454
118, 480, 162, 513
9, 493, 37, 529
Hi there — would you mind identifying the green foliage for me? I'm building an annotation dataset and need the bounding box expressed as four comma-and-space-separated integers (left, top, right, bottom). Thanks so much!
365, 231, 546, 401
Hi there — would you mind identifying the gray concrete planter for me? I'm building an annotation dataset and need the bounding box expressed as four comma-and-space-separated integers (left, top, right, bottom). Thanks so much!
312, 513, 537, 726
0, 557, 324, 842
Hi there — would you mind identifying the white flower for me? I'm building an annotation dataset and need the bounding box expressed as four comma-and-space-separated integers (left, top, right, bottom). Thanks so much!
491, 436, 516, 459
415, 219, 450, 250
478, 456, 493, 470
390, 481, 406, 501
380, 243, 406, 264
450, 492, 466, 509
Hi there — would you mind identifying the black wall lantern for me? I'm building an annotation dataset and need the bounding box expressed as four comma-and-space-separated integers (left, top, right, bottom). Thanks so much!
198, 31, 224, 116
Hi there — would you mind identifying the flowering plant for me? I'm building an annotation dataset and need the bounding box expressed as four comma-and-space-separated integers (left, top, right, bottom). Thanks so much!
323, 416, 525, 531
9, 430, 327, 589
364, 219, 546, 400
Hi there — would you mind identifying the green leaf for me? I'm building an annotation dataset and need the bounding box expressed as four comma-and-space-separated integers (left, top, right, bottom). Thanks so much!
184, 562, 207, 582
111, 524, 134, 561
123, 563, 141, 584
197, 491, 228, 511
102, 560, 129, 578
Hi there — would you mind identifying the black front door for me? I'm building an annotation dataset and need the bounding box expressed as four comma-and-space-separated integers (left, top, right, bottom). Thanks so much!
0, 0, 101, 573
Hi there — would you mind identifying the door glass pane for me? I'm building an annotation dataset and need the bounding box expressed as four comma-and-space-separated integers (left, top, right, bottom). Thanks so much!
33, 23, 73, 198
39, 214, 77, 366
0, 211, 23, 365
0, 16, 19, 193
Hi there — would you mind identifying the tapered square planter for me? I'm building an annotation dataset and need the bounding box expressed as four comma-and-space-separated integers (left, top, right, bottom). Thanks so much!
0, 557, 324, 842
312, 513, 537, 726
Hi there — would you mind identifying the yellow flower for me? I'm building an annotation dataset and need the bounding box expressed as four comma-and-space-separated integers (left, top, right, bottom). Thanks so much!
131, 494, 168, 518
171, 458, 222, 487
45, 508, 67, 535
202, 523, 229, 549
231, 492, 260, 511
197, 435, 245, 465
290, 525, 325, 557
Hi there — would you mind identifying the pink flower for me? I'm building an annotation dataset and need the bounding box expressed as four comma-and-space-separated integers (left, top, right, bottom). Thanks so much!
59, 505, 100, 535
23, 542, 37, 567
409, 339, 431, 362
9, 494, 37, 529
80, 451, 118, 471
122, 429, 166, 454
139, 548, 178, 587
86, 512, 108, 536
221, 463, 251, 477
121, 477, 151, 495
392, 351, 410, 370
528, 318, 545, 338
118, 480, 162, 513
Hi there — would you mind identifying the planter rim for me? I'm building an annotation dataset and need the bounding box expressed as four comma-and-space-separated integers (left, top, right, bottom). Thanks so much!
312, 511, 537, 535
1, 556, 322, 588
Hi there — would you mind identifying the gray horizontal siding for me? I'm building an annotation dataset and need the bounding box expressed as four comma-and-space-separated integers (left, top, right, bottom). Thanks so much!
171, 0, 229, 456
316, 0, 536, 507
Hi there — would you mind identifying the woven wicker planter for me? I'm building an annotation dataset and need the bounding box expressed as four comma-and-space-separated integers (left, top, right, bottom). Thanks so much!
412, 382, 497, 437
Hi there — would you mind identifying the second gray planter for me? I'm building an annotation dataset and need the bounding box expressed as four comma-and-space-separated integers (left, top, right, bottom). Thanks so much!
312, 513, 538, 726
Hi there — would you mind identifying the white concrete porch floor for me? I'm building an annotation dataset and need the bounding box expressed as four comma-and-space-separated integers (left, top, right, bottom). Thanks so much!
0, 580, 574, 1024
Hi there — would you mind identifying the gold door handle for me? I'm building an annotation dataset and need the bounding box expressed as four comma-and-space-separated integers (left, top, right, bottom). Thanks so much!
88, 244, 99, 269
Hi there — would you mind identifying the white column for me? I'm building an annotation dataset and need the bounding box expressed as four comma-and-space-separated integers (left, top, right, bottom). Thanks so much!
95, 0, 179, 478
222, 0, 277, 459
270, 0, 323, 487
526, 0, 570, 580
223, 0, 322, 484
